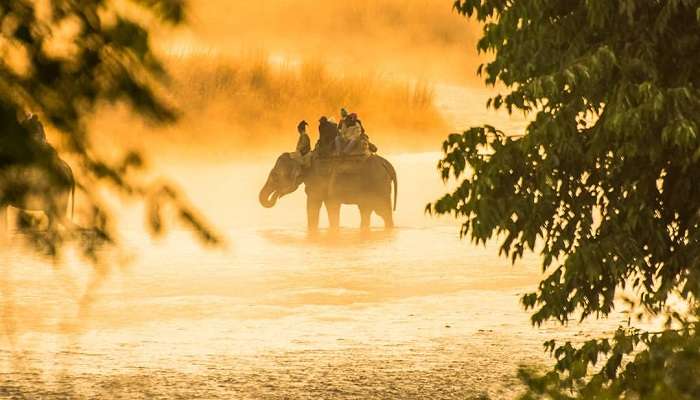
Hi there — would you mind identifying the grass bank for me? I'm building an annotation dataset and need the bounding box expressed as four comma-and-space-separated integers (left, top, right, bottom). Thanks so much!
92, 53, 449, 159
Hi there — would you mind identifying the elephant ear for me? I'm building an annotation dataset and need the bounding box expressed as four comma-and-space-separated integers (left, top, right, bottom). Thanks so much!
278, 152, 305, 184
273, 153, 292, 170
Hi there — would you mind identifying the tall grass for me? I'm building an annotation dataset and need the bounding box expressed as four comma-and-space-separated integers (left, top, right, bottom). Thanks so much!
168, 0, 483, 86
93, 53, 448, 158
185, 0, 480, 65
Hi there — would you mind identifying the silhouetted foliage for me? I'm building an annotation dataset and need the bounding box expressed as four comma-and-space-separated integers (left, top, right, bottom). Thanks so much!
0, 0, 220, 260
430, 1, 700, 398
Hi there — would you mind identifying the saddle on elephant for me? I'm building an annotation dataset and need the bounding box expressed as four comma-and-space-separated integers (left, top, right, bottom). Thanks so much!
311, 152, 372, 176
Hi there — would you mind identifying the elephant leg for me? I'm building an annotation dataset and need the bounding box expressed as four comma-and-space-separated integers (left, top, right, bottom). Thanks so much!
307, 197, 322, 232
0, 206, 7, 233
47, 196, 66, 230
46, 207, 58, 231
326, 202, 341, 231
48, 210, 67, 230
376, 197, 394, 229
359, 205, 372, 231
380, 210, 394, 229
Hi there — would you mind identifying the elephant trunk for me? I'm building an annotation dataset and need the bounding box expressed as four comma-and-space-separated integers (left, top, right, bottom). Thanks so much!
259, 180, 279, 208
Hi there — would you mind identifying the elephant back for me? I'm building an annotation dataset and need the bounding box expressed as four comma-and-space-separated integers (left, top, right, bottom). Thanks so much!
311, 155, 334, 177
310, 154, 374, 180
332, 154, 371, 176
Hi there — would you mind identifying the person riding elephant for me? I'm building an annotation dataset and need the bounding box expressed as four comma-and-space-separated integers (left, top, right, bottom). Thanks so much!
338, 108, 350, 131
335, 108, 377, 155
340, 113, 370, 155
296, 120, 311, 156
315, 116, 338, 158
290, 120, 312, 168
335, 108, 351, 154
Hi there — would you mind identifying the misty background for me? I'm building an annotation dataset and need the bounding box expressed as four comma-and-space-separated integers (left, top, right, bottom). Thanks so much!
89, 0, 489, 159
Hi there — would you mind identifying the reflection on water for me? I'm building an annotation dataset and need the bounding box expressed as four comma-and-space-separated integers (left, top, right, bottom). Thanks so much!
0, 90, 621, 399
259, 228, 399, 247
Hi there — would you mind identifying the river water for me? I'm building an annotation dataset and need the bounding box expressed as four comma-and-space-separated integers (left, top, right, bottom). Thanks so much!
0, 87, 626, 399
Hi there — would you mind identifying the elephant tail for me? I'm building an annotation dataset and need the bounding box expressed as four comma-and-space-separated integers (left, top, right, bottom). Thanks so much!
71, 176, 75, 221
393, 171, 397, 211
380, 158, 397, 211
64, 160, 75, 222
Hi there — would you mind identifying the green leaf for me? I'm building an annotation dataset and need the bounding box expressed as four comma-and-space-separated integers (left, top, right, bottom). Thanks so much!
434, 0, 700, 398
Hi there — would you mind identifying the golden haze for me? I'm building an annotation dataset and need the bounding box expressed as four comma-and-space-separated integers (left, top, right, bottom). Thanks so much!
91, 0, 487, 159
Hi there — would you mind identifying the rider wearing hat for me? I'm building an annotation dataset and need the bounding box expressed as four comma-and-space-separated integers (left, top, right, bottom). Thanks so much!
316, 116, 339, 158
296, 120, 311, 156
292, 120, 312, 168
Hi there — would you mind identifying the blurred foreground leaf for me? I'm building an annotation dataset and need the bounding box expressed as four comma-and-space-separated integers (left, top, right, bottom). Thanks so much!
0, 0, 221, 262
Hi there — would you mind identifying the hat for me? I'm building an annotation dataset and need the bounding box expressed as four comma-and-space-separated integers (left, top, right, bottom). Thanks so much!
297, 120, 308, 133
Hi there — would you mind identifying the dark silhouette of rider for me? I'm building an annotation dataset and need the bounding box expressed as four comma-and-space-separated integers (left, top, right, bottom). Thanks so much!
296, 120, 311, 156
316, 116, 339, 158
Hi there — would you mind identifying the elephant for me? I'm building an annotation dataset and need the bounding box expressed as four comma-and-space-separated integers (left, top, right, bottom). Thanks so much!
259, 153, 397, 231
0, 157, 75, 230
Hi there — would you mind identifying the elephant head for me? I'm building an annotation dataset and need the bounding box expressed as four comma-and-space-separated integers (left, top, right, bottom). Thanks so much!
259, 153, 304, 208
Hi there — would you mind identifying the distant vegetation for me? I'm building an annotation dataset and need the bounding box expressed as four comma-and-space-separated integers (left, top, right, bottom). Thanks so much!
93, 53, 449, 158
180, 0, 482, 82
94, 0, 480, 158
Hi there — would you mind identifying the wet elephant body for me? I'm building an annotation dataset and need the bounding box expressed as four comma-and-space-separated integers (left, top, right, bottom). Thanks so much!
260, 153, 397, 230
